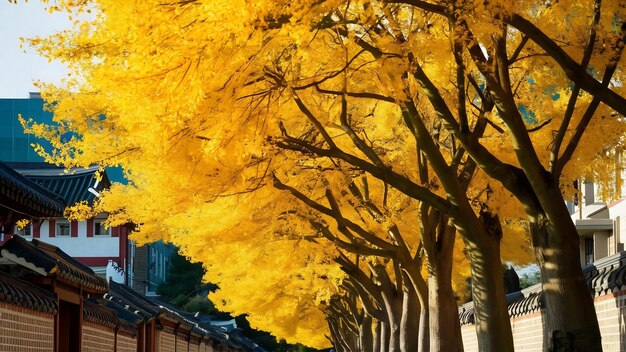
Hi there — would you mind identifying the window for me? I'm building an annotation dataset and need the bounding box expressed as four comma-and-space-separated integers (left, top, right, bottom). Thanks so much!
14, 223, 31, 237
93, 220, 110, 236
56, 221, 70, 236
585, 238, 594, 265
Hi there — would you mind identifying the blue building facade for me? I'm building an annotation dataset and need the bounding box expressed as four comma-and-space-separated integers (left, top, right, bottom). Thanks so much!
0, 93, 54, 162
0, 93, 125, 182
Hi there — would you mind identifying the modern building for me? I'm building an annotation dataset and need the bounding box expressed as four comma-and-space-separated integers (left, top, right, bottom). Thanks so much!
571, 180, 626, 264
129, 240, 176, 296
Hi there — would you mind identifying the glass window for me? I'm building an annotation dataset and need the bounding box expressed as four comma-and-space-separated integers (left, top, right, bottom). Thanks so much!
14, 223, 32, 237
56, 221, 70, 236
94, 220, 109, 236
585, 238, 594, 265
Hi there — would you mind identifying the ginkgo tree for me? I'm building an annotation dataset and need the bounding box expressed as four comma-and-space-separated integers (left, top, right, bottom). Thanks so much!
21, 0, 626, 351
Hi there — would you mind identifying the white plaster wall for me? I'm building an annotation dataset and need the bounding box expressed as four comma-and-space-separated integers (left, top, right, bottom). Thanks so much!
36, 219, 119, 257
594, 231, 609, 260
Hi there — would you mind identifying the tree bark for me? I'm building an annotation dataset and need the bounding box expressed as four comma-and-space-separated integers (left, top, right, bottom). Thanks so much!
373, 320, 382, 352
427, 225, 464, 352
464, 212, 514, 352
402, 263, 429, 352
418, 308, 429, 352
380, 284, 403, 352
380, 321, 390, 352
400, 282, 420, 352
360, 314, 374, 352
530, 212, 602, 351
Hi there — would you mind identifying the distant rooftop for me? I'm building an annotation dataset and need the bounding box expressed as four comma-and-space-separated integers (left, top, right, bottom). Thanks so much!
4, 162, 110, 206
0, 161, 65, 217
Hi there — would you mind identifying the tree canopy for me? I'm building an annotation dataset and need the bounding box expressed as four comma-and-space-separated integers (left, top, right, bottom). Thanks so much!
22, 0, 626, 350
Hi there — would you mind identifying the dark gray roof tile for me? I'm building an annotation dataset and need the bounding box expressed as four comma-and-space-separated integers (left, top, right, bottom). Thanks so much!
0, 270, 57, 314
0, 162, 65, 217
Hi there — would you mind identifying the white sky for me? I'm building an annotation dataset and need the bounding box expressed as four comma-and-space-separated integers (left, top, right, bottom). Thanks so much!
0, 1, 72, 98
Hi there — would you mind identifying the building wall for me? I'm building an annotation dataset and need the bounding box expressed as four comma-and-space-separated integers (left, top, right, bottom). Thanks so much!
7, 218, 128, 282
190, 341, 201, 352
132, 244, 148, 294
461, 290, 626, 351
595, 231, 610, 260
34, 219, 121, 259
510, 313, 544, 351
132, 241, 174, 295
117, 333, 137, 352
176, 331, 189, 352
82, 321, 115, 352
460, 324, 478, 352
147, 241, 175, 294
0, 301, 54, 351
0, 97, 53, 163
158, 329, 176, 352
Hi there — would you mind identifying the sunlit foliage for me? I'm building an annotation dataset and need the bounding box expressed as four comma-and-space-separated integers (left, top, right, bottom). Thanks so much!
21, 0, 626, 347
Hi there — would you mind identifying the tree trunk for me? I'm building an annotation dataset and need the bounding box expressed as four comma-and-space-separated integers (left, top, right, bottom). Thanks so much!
376, 266, 404, 352
329, 318, 350, 352
427, 227, 464, 352
428, 274, 464, 352
418, 308, 429, 352
373, 320, 382, 352
400, 283, 420, 352
360, 314, 374, 352
380, 321, 390, 352
403, 264, 429, 352
531, 213, 602, 351
464, 212, 514, 351
385, 298, 402, 352
421, 217, 463, 352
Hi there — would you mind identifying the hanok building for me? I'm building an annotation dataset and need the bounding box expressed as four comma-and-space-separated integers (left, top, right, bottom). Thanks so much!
0, 160, 174, 293
0, 94, 173, 292
1, 161, 131, 283
0, 234, 254, 352
0, 235, 135, 351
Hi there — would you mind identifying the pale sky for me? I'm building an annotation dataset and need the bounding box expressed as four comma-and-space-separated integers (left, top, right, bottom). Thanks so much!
0, 1, 72, 98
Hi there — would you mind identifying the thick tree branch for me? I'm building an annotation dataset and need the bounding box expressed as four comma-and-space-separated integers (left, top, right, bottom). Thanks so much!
273, 130, 454, 213
343, 279, 386, 321
409, 58, 528, 200
339, 90, 387, 168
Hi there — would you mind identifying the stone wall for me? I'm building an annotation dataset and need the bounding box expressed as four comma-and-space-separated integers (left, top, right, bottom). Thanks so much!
461, 290, 626, 351
159, 329, 177, 352
177, 331, 189, 351
0, 301, 54, 351
82, 321, 115, 352
117, 333, 137, 352
460, 252, 626, 351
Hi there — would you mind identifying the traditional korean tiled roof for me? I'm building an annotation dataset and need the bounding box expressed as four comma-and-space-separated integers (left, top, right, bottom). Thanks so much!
4, 162, 110, 206
106, 280, 161, 320
83, 298, 137, 337
0, 236, 108, 293
0, 161, 65, 217
459, 251, 626, 325
96, 297, 143, 325
106, 280, 264, 350
228, 329, 267, 352
0, 270, 57, 314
